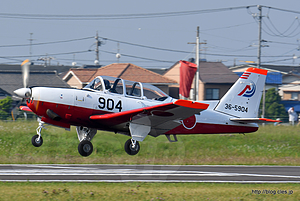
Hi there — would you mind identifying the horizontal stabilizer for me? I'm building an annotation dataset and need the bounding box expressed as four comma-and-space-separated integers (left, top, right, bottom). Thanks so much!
230, 118, 281, 124
20, 106, 33, 112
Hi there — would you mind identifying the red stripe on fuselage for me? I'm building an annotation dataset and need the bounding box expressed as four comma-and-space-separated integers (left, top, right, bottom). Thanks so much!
27, 100, 111, 129
27, 100, 258, 135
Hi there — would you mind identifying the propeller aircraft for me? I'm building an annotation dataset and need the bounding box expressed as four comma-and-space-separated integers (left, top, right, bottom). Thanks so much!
14, 59, 279, 157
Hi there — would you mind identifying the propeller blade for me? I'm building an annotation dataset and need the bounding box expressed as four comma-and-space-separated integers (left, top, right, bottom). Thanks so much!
21, 59, 30, 88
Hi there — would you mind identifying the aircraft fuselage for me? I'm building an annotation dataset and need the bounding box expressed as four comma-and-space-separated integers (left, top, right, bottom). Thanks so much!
27, 86, 258, 136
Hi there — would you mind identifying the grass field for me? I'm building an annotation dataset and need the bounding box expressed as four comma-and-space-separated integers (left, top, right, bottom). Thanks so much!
1, 121, 300, 200
0, 182, 299, 201
0, 120, 299, 165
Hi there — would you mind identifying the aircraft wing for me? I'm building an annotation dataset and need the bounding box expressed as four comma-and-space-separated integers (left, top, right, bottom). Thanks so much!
19, 106, 33, 112
230, 118, 281, 124
90, 100, 209, 137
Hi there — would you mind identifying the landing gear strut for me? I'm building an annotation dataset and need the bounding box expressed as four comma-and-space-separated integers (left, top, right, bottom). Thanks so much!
32, 119, 45, 147
124, 139, 140, 155
76, 126, 97, 157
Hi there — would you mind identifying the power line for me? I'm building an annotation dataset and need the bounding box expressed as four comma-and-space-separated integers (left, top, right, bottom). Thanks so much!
262, 17, 300, 38
267, 16, 300, 37
99, 49, 175, 63
268, 40, 300, 46
0, 50, 91, 59
0, 36, 93, 48
7, 5, 299, 22
99, 36, 292, 58
99, 37, 191, 54
0, 5, 257, 20
263, 57, 294, 64
248, 6, 300, 38
267, 6, 300, 15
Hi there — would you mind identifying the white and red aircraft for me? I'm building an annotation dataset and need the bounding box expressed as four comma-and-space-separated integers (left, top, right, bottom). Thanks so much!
14, 59, 278, 157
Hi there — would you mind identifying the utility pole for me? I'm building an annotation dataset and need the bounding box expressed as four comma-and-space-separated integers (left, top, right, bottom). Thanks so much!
257, 5, 265, 119
257, 5, 262, 69
94, 31, 106, 66
188, 27, 207, 101
28, 33, 34, 60
195, 26, 200, 101
95, 31, 100, 65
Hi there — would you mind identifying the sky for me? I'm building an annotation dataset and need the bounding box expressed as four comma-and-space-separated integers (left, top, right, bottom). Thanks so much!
1, 0, 300, 69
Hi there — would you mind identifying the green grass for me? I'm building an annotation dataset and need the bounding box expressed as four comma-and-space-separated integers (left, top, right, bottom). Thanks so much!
0, 182, 299, 201
0, 120, 300, 165
1, 121, 300, 200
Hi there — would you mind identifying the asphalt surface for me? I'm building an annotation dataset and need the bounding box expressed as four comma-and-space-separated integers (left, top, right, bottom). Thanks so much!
0, 164, 299, 183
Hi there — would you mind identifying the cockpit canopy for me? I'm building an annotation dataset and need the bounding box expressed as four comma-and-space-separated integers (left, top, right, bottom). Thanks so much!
84, 76, 169, 101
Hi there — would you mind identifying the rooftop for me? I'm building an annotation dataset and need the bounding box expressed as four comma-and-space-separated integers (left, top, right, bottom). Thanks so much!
0, 70, 70, 98
64, 63, 177, 84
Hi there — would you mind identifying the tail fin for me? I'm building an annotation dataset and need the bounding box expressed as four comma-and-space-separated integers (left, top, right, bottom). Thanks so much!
214, 68, 267, 118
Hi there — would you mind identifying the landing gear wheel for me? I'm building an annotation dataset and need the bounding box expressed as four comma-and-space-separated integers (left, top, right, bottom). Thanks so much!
31, 135, 43, 147
124, 139, 140, 155
78, 140, 93, 157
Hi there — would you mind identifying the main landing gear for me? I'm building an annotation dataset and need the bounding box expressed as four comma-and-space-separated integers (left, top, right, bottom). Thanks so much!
31, 120, 141, 157
76, 126, 97, 157
78, 140, 93, 157
124, 139, 140, 155
76, 127, 141, 156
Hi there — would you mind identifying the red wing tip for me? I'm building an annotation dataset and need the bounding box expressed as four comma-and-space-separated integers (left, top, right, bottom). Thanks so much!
19, 106, 32, 112
174, 100, 209, 110
259, 118, 282, 122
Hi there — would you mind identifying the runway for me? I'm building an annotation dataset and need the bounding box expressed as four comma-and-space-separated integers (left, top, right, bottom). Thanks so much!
0, 164, 299, 183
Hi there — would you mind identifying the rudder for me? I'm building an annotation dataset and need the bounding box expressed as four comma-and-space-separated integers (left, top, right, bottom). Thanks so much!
214, 68, 267, 118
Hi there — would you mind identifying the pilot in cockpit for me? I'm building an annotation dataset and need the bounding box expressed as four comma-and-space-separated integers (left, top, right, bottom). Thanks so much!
103, 79, 111, 90
94, 79, 102, 91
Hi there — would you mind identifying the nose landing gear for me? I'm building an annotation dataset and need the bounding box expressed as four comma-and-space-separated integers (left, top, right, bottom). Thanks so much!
31, 119, 45, 147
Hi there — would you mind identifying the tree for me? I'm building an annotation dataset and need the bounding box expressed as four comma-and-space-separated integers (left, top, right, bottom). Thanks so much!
260, 88, 287, 119
0, 96, 13, 120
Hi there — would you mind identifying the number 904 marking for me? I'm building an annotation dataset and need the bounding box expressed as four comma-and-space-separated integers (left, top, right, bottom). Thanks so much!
98, 97, 122, 112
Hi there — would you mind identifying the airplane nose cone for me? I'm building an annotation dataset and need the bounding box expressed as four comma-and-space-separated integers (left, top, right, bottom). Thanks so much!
14, 88, 31, 98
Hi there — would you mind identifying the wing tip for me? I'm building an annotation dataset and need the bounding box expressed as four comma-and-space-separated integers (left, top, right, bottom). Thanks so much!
259, 118, 282, 123
174, 99, 209, 110
19, 106, 33, 112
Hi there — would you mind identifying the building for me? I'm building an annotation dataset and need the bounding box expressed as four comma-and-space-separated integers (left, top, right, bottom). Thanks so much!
0, 70, 70, 101
0, 63, 75, 75
0, 69, 71, 119
63, 63, 177, 95
164, 61, 239, 100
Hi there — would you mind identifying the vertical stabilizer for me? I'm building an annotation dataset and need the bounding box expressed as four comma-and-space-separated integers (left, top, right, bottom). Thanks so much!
214, 68, 267, 118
